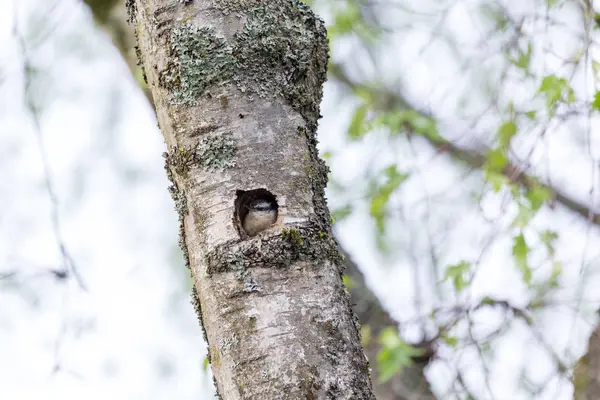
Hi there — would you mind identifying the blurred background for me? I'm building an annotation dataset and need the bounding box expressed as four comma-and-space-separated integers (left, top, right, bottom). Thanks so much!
1, 0, 599, 398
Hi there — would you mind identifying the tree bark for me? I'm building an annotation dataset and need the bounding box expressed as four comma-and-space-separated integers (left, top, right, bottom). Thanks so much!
574, 323, 600, 400
128, 0, 374, 398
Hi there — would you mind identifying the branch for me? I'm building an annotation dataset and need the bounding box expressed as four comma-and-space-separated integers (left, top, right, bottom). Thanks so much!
329, 62, 600, 226
84, 0, 153, 105
341, 247, 436, 400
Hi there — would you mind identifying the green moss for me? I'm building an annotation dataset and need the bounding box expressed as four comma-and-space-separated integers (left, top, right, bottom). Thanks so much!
282, 228, 303, 245
166, 145, 197, 176
166, 23, 236, 106
205, 223, 341, 275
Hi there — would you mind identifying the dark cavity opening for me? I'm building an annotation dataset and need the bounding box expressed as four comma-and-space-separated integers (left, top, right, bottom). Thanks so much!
235, 189, 279, 236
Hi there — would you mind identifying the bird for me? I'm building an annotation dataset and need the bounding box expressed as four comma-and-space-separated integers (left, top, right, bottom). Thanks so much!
242, 198, 278, 236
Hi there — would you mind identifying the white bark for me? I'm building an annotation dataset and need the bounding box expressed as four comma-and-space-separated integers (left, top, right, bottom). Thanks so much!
128, 0, 374, 398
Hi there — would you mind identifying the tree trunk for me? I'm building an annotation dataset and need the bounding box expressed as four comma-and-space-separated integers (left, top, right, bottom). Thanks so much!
127, 0, 374, 398
574, 323, 600, 400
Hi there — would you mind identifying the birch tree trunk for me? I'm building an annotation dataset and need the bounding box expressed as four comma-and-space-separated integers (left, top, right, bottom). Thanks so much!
127, 0, 374, 398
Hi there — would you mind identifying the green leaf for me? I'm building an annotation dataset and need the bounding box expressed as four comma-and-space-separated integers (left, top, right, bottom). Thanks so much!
481, 296, 496, 306
348, 104, 369, 139
497, 121, 518, 149
485, 148, 508, 173
480, 4, 508, 31
328, 2, 381, 42
441, 335, 458, 348
524, 110, 536, 120
332, 204, 353, 222
443, 261, 471, 293
508, 43, 532, 70
525, 185, 551, 211
376, 110, 440, 140
593, 60, 600, 78
529, 297, 546, 309
377, 328, 425, 383
539, 75, 575, 112
369, 165, 409, 234
203, 356, 210, 371
329, 3, 361, 37
548, 261, 562, 288
593, 92, 600, 112
512, 233, 532, 284
407, 112, 439, 139
509, 184, 521, 199
512, 203, 535, 228
484, 170, 509, 192
374, 111, 402, 133
342, 274, 355, 290
353, 87, 374, 102
540, 230, 558, 256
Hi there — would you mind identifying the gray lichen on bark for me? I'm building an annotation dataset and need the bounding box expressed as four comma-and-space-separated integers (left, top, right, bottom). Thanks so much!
129, 0, 374, 398
167, 24, 236, 106
159, 0, 328, 124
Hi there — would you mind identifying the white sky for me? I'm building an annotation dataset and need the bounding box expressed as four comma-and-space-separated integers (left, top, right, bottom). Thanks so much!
1, 0, 600, 399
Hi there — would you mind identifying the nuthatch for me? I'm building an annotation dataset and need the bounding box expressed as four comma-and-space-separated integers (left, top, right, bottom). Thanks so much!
242, 198, 278, 236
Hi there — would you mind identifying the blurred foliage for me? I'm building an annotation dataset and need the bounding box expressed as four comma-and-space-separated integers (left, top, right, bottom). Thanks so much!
376, 327, 426, 383
322, 0, 600, 397
84, 0, 120, 24
443, 261, 470, 293
327, 0, 381, 42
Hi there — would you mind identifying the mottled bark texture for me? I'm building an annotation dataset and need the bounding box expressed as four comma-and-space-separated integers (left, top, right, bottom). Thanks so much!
127, 0, 374, 398
574, 323, 600, 400
342, 249, 436, 400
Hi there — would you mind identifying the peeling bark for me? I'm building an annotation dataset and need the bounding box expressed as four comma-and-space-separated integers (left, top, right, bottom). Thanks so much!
128, 0, 374, 398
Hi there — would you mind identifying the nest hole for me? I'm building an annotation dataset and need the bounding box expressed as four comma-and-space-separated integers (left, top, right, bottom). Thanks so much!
234, 189, 279, 236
